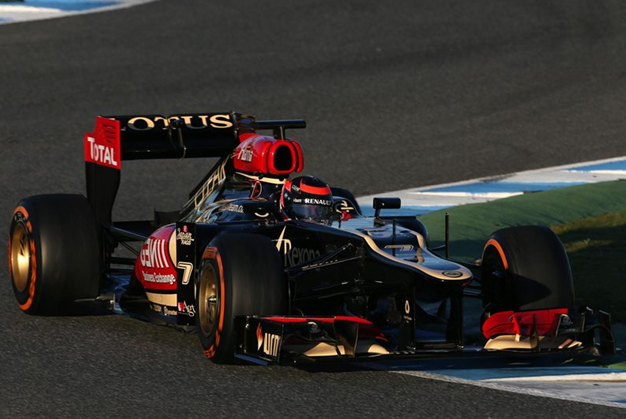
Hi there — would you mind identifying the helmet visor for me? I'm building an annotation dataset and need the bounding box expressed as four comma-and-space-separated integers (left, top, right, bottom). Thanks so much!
291, 203, 333, 222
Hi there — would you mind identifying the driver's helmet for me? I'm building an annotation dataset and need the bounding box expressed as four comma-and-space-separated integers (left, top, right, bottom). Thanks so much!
280, 176, 334, 224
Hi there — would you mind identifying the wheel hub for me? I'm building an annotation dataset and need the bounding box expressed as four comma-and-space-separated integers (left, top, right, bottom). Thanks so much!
10, 223, 30, 293
199, 264, 219, 336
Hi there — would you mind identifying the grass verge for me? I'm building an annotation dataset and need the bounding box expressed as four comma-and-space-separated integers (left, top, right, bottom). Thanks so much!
552, 211, 626, 322
418, 180, 626, 322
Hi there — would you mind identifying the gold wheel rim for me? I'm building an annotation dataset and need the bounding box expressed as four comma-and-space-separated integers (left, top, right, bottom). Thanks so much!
199, 264, 219, 336
11, 223, 30, 293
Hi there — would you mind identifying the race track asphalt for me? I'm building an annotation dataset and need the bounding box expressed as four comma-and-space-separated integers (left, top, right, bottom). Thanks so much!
2, 1, 626, 417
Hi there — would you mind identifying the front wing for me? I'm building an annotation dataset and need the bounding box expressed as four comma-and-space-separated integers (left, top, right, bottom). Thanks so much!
234, 316, 390, 365
234, 309, 616, 365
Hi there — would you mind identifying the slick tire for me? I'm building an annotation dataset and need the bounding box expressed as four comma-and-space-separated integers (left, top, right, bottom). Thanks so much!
8, 194, 102, 315
481, 225, 575, 314
197, 233, 287, 363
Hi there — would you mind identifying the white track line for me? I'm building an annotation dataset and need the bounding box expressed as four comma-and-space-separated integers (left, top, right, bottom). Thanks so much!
391, 370, 626, 409
487, 372, 626, 383
358, 155, 626, 210
0, 0, 159, 25
0, 5, 62, 13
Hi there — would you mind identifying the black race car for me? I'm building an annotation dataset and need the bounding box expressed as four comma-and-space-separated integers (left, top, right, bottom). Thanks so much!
8, 112, 615, 364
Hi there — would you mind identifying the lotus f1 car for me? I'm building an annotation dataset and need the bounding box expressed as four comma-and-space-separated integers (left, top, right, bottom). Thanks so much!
8, 112, 615, 364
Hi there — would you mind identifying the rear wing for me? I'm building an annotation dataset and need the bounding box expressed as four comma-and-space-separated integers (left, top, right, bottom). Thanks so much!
84, 111, 305, 225
86, 112, 239, 163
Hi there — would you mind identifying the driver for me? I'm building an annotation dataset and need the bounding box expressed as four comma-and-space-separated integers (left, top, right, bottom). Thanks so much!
280, 176, 334, 224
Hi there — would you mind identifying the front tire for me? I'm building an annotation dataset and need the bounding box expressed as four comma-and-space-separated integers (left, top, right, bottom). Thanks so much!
481, 225, 575, 314
197, 233, 287, 363
8, 194, 102, 315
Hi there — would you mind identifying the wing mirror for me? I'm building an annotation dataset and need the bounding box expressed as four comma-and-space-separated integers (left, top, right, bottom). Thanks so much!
373, 197, 401, 218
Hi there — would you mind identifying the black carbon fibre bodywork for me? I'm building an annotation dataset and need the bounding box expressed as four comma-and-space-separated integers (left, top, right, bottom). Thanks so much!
91, 112, 613, 363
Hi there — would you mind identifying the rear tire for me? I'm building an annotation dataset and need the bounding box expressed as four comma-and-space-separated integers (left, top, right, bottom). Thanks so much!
481, 225, 574, 314
8, 194, 102, 315
197, 233, 287, 363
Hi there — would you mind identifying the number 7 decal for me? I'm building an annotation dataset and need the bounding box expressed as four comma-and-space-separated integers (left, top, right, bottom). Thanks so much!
177, 261, 194, 285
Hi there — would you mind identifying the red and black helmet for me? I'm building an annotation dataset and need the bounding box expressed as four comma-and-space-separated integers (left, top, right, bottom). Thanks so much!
280, 176, 334, 223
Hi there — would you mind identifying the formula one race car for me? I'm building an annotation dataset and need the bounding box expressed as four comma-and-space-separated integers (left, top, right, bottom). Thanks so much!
8, 112, 615, 364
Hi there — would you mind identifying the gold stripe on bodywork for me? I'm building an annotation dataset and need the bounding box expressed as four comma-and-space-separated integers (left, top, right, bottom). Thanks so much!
346, 230, 472, 281
284, 342, 390, 357
146, 292, 177, 306
236, 172, 287, 185
484, 335, 582, 351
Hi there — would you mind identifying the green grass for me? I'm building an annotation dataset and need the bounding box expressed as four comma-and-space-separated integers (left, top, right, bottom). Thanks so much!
418, 180, 626, 322
552, 211, 626, 322
419, 180, 626, 261
608, 361, 626, 370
